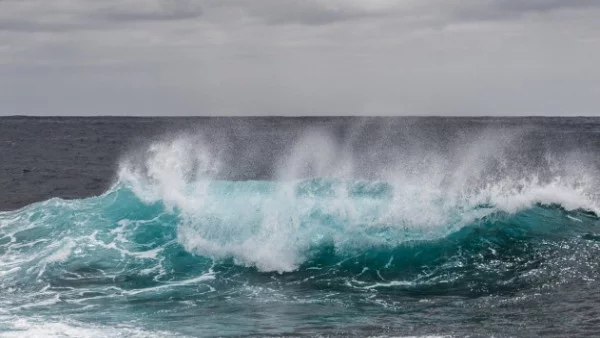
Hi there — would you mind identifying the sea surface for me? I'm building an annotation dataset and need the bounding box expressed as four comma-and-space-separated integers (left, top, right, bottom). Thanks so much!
0, 116, 599, 337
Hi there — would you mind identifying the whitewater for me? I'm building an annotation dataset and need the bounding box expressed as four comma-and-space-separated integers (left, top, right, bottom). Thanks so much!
0, 117, 599, 337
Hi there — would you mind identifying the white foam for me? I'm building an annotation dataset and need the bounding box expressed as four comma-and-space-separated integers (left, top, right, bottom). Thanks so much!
0, 267, 20, 278
114, 128, 599, 273
44, 239, 76, 264
363, 280, 415, 289
124, 270, 215, 296
118, 134, 219, 212
0, 317, 186, 338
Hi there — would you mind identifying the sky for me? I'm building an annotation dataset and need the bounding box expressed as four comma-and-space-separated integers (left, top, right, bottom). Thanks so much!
0, 0, 599, 116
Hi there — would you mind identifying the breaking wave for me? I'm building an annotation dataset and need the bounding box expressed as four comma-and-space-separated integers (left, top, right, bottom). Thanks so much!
1, 123, 599, 336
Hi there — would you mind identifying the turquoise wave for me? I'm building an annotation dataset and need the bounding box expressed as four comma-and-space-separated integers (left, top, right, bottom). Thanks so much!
0, 178, 597, 293
1, 178, 599, 336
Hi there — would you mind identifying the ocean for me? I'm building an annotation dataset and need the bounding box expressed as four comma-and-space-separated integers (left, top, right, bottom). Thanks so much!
0, 116, 599, 337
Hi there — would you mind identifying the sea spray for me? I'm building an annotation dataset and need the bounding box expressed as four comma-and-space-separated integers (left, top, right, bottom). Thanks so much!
1, 119, 600, 337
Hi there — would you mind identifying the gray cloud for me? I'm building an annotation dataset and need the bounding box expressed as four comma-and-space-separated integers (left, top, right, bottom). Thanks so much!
204, 0, 600, 26
450, 0, 600, 21
491, 0, 600, 14
93, 0, 203, 22
0, 1, 599, 116
0, 0, 203, 33
0, 20, 79, 33
3, 0, 599, 32
205, 1, 380, 26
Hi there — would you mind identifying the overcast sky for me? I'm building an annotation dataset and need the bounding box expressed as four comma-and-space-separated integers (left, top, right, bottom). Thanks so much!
1, 0, 599, 116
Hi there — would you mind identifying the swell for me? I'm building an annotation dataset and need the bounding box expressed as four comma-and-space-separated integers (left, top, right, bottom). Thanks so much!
0, 179, 599, 325
3, 119, 600, 337
1, 122, 600, 308
109, 127, 600, 273
0, 180, 597, 280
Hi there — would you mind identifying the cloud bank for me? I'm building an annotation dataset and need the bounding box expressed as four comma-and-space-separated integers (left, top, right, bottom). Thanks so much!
1, 0, 599, 115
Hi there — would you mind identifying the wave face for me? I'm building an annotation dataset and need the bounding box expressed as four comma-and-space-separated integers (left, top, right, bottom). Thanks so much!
1, 119, 600, 337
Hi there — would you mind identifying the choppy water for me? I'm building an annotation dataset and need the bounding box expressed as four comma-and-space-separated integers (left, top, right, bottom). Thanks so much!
0, 117, 599, 337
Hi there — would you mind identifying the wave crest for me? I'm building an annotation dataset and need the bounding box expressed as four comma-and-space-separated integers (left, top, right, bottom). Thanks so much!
111, 129, 599, 272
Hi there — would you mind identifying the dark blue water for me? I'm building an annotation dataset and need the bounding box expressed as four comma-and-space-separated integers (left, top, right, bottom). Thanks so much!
0, 117, 599, 337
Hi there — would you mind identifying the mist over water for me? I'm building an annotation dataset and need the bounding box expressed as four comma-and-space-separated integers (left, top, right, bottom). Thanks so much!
117, 120, 598, 273
1, 117, 599, 337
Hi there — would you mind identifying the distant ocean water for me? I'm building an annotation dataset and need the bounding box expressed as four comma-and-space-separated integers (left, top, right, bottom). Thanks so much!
0, 116, 599, 337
